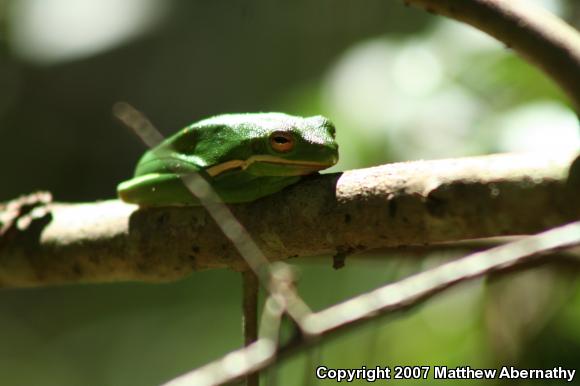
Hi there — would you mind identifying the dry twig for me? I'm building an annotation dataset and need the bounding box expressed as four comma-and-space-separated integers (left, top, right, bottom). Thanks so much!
162, 221, 580, 386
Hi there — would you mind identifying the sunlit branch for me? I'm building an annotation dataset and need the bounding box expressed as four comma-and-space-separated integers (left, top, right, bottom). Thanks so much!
0, 152, 578, 288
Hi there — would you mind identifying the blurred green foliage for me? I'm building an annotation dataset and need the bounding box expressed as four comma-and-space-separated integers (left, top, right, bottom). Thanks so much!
0, 0, 579, 385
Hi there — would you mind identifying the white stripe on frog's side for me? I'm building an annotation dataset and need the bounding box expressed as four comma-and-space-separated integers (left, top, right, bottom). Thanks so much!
206, 155, 334, 177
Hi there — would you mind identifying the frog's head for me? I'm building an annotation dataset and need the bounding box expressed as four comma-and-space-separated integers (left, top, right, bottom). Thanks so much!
204, 113, 339, 177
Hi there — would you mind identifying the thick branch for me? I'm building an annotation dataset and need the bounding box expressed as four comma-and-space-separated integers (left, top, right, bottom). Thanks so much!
405, 0, 580, 110
0, 152, 578, 288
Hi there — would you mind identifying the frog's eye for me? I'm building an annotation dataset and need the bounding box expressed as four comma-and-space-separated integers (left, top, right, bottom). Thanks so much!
269, 131, 294, 153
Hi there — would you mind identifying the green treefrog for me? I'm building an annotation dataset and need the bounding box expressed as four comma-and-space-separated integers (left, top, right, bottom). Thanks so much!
117, 113, 339, 206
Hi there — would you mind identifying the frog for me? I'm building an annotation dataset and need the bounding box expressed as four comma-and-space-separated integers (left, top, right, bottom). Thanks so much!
117, 112, 339, 206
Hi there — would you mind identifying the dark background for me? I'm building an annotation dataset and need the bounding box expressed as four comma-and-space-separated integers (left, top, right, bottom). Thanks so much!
1, 1, 579, 385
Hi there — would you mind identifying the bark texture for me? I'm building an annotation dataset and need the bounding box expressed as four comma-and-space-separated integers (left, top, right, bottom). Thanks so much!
0, 152, 578, 288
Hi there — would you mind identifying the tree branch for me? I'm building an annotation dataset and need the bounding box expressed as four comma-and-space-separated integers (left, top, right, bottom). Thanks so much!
404, 0, 580, 111
0, 152, 578, 288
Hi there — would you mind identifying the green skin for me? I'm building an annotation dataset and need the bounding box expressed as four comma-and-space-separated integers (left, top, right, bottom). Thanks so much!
117, 113, 339, 206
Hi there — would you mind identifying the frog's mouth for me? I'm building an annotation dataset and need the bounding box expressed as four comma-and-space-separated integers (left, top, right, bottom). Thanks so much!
206, 155, 337, 177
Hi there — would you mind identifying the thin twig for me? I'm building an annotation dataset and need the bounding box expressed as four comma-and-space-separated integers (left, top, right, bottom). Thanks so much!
161, 221, 580, 386
113, 103, 314, 386
301, 221, 580, 335
242, 271, 260, 386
